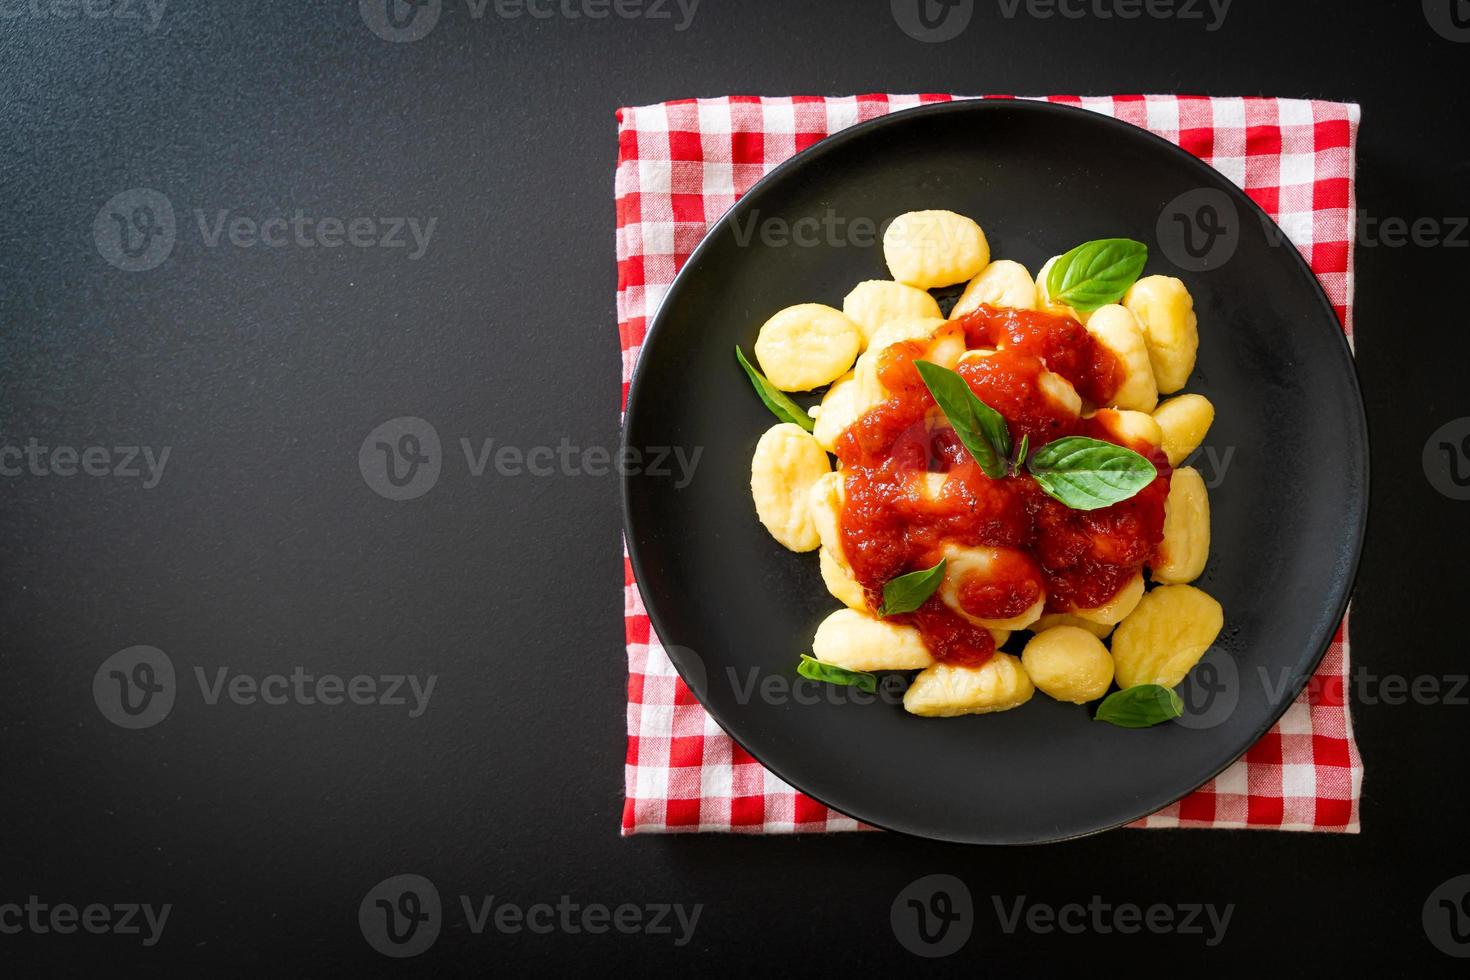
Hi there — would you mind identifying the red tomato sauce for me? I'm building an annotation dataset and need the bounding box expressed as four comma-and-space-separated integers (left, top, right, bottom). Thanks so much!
956, 349, 1076, 448
956, 548, 1046, 621
956, 304, 1123, 406
832, 306, 1170, 667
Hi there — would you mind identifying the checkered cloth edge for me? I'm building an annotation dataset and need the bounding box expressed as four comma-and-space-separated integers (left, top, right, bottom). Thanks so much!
616, 94, 1363, 835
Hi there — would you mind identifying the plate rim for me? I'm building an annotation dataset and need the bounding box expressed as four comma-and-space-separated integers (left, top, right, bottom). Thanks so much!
620, 97, 1370, 845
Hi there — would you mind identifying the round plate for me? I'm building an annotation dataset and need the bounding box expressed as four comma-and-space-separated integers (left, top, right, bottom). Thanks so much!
621, 100, 1368, 845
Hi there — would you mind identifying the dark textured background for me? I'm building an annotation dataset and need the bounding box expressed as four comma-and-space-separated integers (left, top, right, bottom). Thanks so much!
1, 1, 1467, 974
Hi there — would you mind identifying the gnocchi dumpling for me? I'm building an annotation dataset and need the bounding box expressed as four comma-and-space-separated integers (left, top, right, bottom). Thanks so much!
1123, 275, 1199, 394
938, 544, 1046, 631
812, 371, 865, 452
1150, 466, 1210, 585
1085, 305, 1159, 412
1153, 394, 1215, 467
1021, 626, 1115, 704
812, 608, 934, 672
1030, 612, 1114, 640
819, 547, 868, 611
1040, 370, 1084, 420
866, 316, 948, 355
920, 323, 967, 372
883, 210, 990, 289
842, 280, 943, 348
1088, 408, 1163, 453
1111, 584, 1223, 689
855, 317, 950, 403
808, 474, 868, 609
1067, 571, 1145, 626
950, 259, 1038, 318
903, 654, 1035, 717
754, 304, 863, 391
806, 471, 845, 559
1034, 256, 1060, 307
749, 423, 830, 552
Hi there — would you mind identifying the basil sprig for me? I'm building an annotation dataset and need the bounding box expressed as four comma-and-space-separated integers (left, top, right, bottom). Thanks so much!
878, 559, 947, 617
1027, 436, 1158, 511
904, 361, 1157, 510
1046, 239, 1148, 312
1010, 433, 1030, 477
1095, 684, 1184, 728
735, 346, 814, 432
796, 654, 877, 693
914, 360, 1009, 479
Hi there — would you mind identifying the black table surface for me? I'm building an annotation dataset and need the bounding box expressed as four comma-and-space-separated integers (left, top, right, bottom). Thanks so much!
3, 2, 1468, 974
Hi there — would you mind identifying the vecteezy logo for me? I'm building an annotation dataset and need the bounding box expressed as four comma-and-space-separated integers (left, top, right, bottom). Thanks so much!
1424, 418, 1470, 501
891, 874, 973, 957
1424, 875, 1470, 957
1424, 0, 1470, 42
93, 646, 176, 729
360, 874, 442, 958
1173, 649, 1239, 730
360, 0, 442, 43
93, 189, 176, 272
1157, 187, 1240, 272
890, 0, 974, 42
359, 417, 442, 501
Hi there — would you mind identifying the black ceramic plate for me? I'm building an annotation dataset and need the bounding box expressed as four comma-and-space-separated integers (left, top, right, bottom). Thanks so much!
621, 100, 1367, 845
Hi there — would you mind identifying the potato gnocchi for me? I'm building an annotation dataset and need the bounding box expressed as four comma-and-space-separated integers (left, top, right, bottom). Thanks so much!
1150, 466, 1210, 585
1087, 408, 1162, 453
883, 210, 990, 289
812, 372, 864, 453
749, 423, 829, 552
938, 544, 1046, 631
806, 470, 845, 558
1084, 305, 1159, 413
1030, 612, 1114, 640
1124, 275, 1199, 394
1111, 585, 1223, 689
1022, 627, 1115, 704
1153, 393, 1215, 467
842, 280, 944, 348
951, 259, 1038, 318
1068, 571, 1145, 626
813, 608, 934, 672
754, 304, 862, 392
903, 655, 1034, 717
735, 209, 1225, 725
853, 317, 952, 405
819, 547, 868, 611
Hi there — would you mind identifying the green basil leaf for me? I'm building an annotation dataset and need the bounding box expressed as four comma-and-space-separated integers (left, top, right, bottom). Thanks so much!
735, 346, 815, 432
914, 360, 1010, 479
1094, 684, 1184, 728
1046, 239, 1149, 312
879, 558, 947, 617
1011, 433, 1030, 476
797, 654, 877, 693
1027, 435, 1157, 510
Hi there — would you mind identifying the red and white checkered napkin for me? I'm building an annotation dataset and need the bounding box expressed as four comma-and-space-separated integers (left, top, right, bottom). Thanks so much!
617, 94, 1364, 835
